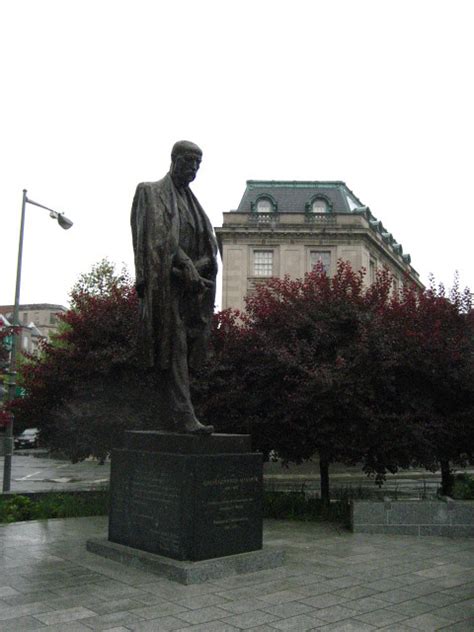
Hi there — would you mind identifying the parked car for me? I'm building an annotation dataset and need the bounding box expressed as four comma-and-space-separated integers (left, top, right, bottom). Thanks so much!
14, 428, 40, 449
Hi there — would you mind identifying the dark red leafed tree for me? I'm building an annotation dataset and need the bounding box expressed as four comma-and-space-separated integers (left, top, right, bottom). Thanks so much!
384, 276, 474, 495
195, 262, 407, 503
11, 260, 145, 461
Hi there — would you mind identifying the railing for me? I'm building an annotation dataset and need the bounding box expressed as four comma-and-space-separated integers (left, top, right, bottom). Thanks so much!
304, 212, 337, 224
248, 213, 280, 225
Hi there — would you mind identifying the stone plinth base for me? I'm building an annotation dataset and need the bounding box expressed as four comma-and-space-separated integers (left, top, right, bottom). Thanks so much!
87, 538, 284, 585
108, 431, 263, 561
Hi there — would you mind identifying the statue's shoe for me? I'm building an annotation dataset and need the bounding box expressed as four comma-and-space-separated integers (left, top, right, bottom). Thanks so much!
183, 418, 214, 435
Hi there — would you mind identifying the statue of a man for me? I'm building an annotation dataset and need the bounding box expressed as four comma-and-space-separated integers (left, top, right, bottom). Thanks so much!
131, 141, 217, 434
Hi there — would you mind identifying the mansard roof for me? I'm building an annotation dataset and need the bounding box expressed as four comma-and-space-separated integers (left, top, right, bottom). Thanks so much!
235, 180, 364, 214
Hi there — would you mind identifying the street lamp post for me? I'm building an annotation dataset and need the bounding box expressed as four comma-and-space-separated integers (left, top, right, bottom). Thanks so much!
2, 189, 73, 493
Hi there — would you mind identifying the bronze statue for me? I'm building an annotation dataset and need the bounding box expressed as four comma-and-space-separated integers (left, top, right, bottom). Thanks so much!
131, 141, 217, 434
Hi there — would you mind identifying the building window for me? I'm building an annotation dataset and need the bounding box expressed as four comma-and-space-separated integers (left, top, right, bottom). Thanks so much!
369, 259, 376, 284
310, 251, 331, 274
254, 250, 273, 276
251, 195, 278, 214
306, 195, 332, 215
49, 312, 57, 325
311, 199, 328, 213
256, 198, 272, 213
22, 312, 28, 324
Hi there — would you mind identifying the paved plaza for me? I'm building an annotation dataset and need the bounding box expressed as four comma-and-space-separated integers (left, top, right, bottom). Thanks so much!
0, 516, 473, 631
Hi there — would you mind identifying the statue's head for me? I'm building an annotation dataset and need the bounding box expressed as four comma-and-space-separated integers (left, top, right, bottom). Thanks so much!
170, 140, 203, 187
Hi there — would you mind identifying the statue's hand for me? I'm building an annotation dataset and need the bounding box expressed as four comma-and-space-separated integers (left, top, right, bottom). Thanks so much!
195, 256, 216, 275
180, 259, 205, 293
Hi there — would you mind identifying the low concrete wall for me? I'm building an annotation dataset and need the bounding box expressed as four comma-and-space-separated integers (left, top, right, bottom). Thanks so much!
351, 498, 474, 537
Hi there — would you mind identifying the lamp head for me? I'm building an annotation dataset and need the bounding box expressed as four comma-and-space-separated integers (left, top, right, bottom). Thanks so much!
57, 213, 73, 230
50, 211, 73, 230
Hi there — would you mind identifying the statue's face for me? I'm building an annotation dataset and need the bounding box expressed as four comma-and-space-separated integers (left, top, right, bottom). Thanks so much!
172, 152, 202, 186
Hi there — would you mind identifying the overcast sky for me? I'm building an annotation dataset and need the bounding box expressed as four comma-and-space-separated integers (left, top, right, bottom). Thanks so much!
1, 0, 473, 311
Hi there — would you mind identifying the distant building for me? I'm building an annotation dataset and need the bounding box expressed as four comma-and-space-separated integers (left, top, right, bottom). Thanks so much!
215, 180, 423, 312
0, 304, 67, 354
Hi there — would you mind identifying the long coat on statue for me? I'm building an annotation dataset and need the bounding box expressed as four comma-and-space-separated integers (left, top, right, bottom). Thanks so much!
131, 173, 218, 370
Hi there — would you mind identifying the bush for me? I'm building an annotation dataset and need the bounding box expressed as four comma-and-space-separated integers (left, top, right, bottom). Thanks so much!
263, 491, 350, 525
0, 495, 34, 522
0, 492, 109, 523
452, 473, 474, 500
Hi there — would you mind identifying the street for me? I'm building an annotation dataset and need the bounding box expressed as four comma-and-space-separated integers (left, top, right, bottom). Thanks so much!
1, 449, 473, 497
0, 451, 110, 493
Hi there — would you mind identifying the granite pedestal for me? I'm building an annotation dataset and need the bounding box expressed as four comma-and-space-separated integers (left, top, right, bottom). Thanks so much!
103, 431, 275, 571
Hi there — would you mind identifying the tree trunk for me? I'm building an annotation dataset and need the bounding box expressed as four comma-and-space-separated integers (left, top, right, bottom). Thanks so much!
440, 459, 454, 497
319, 455, 330, 506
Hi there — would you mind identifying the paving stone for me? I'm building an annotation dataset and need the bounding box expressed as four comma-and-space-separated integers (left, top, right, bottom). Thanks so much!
32, 605, 97, 625
416, 591, 465, 607
300, 593, 348, 608
257, 589, 308, 604
401, 612, 455, 630
0, 617, 46, 632
215, 597, 268, 614
43, 595, 107, 611
221, 609, 280, 629
175, 622, 241, 632
172, 606, 230, 625
291, 582, 333, 597
129, 602, 190, 619
260, 601, 316, 618
285, 573, 327, 586
363, 578, 409, 592
376, 588, 417, 604
132, 593, 172, 606
355, 608, 409, 626
377, 626, 421, 631
86, 597, 145, 615
30, 624, 91, 632
314, 620, 376, 631
312, 604, 359, 623
332, 586, 379, 600
216, 580, 295, 601
79, 610, 147, 630
269, 613, 325, 630
0, 602, 53, 620
94, 628, 131, 632
0, 589, 20, 599
341, 596, 392, 613
385, 599, 437, 617
128, 616, 193, 631
0, 590, 60, 607
437, 618, 474, 631
432, 600, 474, 622
173, 592, 231, 610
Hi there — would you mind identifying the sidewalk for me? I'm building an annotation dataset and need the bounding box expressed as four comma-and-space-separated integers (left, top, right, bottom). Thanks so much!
1, 517, 473, 630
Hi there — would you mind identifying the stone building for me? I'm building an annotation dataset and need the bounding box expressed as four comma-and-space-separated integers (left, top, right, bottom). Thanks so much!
0, 304, 67, 353
215, 180, 423, 311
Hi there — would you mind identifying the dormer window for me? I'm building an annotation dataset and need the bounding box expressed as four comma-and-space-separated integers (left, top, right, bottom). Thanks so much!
311, 199, 328, 213
256, 198, 272, 213
250, 194, 278, 214
305, 195, 332, 215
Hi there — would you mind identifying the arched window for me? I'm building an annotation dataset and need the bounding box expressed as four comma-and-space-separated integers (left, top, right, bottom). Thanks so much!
256, 198, 273, 213
305, 194, 332, 214
311, 198, 328, 213
251, 195, 278, 213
